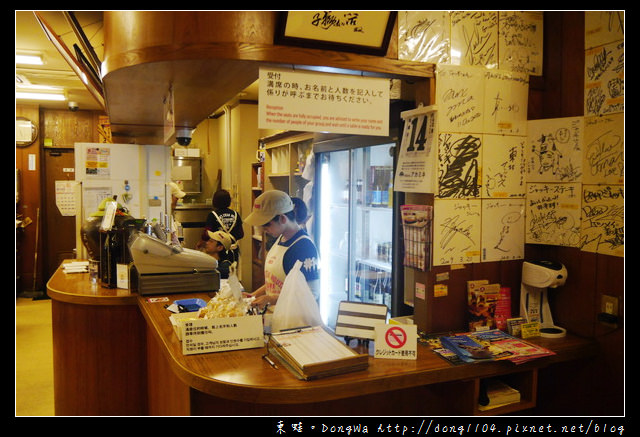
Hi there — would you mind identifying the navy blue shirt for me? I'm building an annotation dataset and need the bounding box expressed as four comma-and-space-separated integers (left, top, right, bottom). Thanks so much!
279, 229, 320, 282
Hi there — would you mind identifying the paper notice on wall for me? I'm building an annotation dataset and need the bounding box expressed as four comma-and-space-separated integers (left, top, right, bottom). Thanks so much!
55, 180, 78, 216
258, 67, 389, 136
85, 146, 111, 177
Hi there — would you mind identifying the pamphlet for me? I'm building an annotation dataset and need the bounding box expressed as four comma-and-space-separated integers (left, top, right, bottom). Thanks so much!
437, 329, 555, 365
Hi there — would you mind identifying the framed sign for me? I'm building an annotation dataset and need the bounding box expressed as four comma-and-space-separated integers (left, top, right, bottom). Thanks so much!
275, 11, 397, 56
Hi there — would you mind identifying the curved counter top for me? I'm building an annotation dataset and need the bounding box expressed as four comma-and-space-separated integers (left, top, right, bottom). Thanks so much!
47, 261, 598, 416
46, 261, 138, 306
138, 290, 598, 416
46, 261, 147, 416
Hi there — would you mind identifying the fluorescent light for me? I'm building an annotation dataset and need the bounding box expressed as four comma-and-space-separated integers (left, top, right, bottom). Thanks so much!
16, 54, 44, 65
16, 92, 66, 101
16, 83, 63, 91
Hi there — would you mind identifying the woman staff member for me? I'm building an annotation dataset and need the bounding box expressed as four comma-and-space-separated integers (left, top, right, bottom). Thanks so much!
197, 189, 243, 259
244, 190, 320, 310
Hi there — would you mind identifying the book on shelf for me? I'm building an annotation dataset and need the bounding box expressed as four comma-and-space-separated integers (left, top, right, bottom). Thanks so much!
267, 326, 369, 380
478, 379, 521, 411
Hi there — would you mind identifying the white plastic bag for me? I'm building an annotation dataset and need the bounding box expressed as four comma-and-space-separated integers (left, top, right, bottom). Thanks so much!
271, 260, 323, 333
225, 262, 242, 300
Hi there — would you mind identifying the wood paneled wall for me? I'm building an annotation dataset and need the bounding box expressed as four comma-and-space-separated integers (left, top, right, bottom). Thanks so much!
16, 105, 105, 292
16, 105, 42, 292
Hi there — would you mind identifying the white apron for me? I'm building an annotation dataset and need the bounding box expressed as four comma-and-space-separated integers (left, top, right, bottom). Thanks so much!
264, 234, 311, 299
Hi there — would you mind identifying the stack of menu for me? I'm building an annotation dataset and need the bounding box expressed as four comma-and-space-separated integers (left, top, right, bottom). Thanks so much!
268, 326, 369, 380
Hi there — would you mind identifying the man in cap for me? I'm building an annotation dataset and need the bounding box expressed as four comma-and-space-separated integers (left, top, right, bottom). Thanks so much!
243, 190, 319, 310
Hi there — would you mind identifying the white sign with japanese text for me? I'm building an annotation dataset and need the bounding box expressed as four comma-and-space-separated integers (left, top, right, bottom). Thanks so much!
374, 323, 418, 360
180, 315, 264, 355
259, 67, 389, 136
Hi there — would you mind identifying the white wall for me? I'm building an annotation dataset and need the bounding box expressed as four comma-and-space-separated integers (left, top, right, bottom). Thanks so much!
191, 103, 259, 288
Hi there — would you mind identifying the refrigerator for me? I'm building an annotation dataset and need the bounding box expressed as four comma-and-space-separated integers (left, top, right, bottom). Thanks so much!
314, 137, 401, 330
74, 142, 171, 259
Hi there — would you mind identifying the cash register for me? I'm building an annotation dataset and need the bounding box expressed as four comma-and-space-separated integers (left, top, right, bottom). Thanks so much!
128, 231, 220, 295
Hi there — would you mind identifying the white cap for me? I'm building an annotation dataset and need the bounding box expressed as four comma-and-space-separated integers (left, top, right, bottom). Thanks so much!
244, 190, 293, 226
168, 182, 186, 198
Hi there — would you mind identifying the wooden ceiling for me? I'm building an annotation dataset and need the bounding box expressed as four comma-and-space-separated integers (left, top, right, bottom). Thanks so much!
19, 11, 433, 144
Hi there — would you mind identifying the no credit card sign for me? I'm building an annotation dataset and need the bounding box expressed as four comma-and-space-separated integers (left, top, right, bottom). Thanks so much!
385, 326, 407, 348
374, 323, 417, 360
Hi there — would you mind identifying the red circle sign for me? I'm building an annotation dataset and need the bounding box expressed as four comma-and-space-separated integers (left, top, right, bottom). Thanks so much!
385, 326, 407, 349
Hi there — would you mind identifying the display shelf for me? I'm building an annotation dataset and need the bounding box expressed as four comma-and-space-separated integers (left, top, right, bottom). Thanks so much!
250, 160, 265, 290
262, 131, 313, 197
474, 370, 538, 416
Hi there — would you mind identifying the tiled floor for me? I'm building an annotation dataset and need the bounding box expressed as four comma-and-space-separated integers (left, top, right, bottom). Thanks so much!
15, 296, 55, 416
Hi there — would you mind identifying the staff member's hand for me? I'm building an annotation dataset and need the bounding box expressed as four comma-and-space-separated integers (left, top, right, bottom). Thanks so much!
251, 294, 276, 309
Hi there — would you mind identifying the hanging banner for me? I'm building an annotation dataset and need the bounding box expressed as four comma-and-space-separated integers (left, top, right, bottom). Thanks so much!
395, 105, 438, 193
258, 67, 389, 136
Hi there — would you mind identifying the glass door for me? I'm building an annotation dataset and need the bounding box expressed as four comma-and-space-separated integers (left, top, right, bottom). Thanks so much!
351, 145, 393, 308
317, 142, 394, 329
318, 149, 350, 328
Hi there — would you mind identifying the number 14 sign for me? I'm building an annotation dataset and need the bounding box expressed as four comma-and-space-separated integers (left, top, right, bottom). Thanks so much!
394, 105, 438, 193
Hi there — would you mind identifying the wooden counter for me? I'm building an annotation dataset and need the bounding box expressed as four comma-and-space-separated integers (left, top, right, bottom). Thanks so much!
47, 262, 147, 416
47, 261, 598, 416
139, 291, 598, 416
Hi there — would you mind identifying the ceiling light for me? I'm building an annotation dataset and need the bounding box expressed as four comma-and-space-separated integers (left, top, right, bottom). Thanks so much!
16, 54, 44, 65
16, 91, 66, 101
16, 83, 63, 91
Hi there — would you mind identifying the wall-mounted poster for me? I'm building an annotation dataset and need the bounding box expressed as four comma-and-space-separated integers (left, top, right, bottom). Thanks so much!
498, 11, 544, 75
398, 10, 450, 64
84, 146, 111, 178
483, 69, 529, 135
526, 116, 584, 183
584, 39, 624, 117
437, 132, 482, 198
482, 134, 526, 198
525, 183, 581, 247
583, 113, 624, 185
580, 184, 624, 257
585, 11, 624, 50
481, 199, 525, 262
433, 198, 481, 266
436, 64, 485, 134
450, 11, 498, 68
